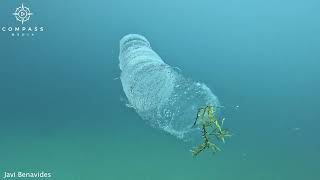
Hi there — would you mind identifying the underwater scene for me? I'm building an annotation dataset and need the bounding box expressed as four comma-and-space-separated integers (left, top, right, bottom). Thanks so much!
0, 0, 319, 179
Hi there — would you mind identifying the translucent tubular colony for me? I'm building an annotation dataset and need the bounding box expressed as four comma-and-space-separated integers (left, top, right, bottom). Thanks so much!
119, 34, 220, 141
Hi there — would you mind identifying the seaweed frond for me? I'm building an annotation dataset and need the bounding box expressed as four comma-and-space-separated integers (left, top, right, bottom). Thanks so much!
191, 105, 231, 157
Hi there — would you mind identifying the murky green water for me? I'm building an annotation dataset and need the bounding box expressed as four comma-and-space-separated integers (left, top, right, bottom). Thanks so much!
1, 0, 319, 179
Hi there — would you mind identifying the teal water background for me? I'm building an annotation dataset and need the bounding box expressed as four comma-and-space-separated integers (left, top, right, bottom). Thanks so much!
0, 0, 319, 179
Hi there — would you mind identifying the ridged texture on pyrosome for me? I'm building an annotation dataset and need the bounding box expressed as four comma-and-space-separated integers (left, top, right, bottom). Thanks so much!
119, 34, 220, 140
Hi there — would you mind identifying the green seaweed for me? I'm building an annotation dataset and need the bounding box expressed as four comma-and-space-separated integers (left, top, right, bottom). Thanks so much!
191, 106, 231, 156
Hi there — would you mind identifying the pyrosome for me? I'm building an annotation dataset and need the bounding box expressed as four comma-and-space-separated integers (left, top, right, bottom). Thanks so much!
119, 34, 220, 141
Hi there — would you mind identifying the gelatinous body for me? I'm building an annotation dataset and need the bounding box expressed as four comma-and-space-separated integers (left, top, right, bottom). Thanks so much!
119, 34, 220, 140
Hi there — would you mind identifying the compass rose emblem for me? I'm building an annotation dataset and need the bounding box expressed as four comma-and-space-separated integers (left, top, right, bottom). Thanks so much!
12, 4, 33, 24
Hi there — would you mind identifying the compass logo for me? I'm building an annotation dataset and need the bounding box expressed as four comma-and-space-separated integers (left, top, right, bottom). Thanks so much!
1, 3, 45, 37
12, 3, 33, 25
